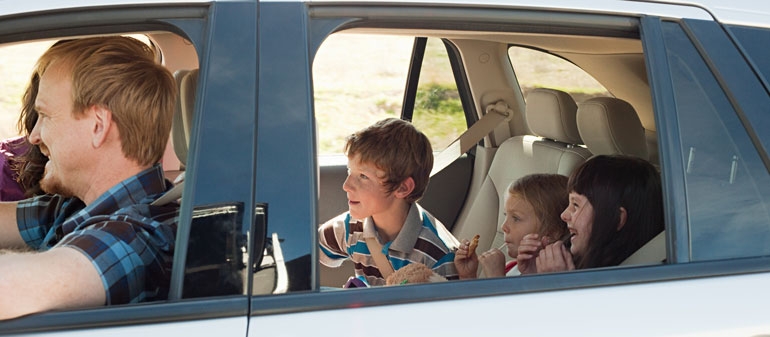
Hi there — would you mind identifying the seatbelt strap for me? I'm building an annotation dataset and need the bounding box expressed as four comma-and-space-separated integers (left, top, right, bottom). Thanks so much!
430, 101, 513, 176
365, 236, 394, 278
151, 172, 185, 206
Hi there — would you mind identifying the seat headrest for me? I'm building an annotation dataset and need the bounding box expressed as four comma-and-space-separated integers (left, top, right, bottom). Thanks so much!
171, 69, 199, 167
525, 88, 582, 144
576, 97, 649, 160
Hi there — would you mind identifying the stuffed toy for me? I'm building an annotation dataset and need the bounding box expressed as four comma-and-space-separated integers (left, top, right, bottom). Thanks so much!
385, 262, 447, 285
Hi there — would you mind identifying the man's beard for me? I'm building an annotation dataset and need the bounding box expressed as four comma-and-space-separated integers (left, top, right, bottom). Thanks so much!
39, 165, 75, 198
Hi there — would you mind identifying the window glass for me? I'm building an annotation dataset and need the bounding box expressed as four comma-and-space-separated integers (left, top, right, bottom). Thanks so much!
728, 25, 770, 90
410, 38, 466, 150
313, 34, 467, 155
508, 46, 610, 102
661, 21, 770, 261
0, 41, 54, 140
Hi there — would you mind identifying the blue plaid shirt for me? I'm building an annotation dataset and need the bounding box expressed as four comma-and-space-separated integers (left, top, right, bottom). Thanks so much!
16, 164, 178, 304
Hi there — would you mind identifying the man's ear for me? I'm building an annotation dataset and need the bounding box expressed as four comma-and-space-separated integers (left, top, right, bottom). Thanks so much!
617, 206, 627, 231
394, 176, 415, 199
90, 105, 113, 148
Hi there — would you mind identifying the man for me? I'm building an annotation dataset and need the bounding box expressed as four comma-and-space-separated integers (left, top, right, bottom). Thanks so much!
0, 36, 178, 320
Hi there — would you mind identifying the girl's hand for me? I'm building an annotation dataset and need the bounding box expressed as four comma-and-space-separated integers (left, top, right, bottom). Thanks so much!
535, 241, 575, 273
454, 238, 479, 279
478, 248, 506, 278
517, 233, 545, 275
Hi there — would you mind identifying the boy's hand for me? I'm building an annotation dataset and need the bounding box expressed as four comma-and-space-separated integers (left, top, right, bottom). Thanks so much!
454, 238, 479, 279
478, 248, 506, 277
516, 233, 548, 275
535, 241, 575, 273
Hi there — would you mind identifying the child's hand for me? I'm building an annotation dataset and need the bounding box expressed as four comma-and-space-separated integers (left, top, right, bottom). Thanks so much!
454, 238, 479, 279
535, 241, 574, 273
517, 233, 547, 275
478, 249, 506, 277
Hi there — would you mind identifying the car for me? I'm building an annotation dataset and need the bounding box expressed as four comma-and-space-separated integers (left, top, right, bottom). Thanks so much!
0, 0, 769, 335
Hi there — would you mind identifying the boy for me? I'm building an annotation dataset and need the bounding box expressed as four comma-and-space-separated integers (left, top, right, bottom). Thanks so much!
318, 118, 458, 287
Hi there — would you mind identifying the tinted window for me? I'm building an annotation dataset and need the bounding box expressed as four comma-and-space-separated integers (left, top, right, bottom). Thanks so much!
661, 21, 770, 261
727, 25, 770, 91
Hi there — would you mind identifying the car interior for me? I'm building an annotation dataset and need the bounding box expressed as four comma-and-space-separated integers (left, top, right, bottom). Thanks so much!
313, 27, 665, 287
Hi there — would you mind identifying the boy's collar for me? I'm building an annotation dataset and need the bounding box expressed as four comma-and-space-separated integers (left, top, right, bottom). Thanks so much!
362, 203, 422, 253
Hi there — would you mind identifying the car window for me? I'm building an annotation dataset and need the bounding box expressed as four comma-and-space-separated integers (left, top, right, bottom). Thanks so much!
313, 33, 468, 155
507, 46, 610, 103
727, 25, 770, 91
660, 21, 770, 261
0, 41, 54, 140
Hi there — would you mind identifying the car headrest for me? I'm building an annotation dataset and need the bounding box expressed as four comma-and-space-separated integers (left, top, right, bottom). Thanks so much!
576, 97, 649, 160
172, 69, 199, 167
525, 88, 582, 144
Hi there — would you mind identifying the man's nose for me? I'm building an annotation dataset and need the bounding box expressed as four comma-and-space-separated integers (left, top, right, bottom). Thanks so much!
28, 119, 42, 145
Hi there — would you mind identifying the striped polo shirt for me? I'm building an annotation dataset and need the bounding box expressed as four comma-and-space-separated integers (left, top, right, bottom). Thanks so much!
16, 164, 178, 304
319, 203, 459, 286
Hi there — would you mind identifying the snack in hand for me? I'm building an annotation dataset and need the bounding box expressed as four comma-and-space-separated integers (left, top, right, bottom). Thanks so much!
385, 263, 447, 285
467, 234, 480, 257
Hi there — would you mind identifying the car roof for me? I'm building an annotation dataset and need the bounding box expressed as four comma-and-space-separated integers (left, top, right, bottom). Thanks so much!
1, 0, 768, 29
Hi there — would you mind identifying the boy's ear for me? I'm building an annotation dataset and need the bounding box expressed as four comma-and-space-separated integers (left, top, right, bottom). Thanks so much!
616, 206, 627, 231
394, 177, 415, 199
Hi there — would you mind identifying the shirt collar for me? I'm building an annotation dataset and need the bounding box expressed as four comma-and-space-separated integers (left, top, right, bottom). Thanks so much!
362, 203, 423, 253
60, 163, 170, 234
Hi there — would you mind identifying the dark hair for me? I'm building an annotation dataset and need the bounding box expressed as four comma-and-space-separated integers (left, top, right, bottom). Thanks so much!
11, 71, 46, 198
568, 155, 663, 269
509, 173, 569, 239
345, 118, 433, 203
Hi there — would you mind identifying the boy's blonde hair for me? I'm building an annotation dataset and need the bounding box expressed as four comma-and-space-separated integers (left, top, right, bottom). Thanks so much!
508, 174, 569, 239
345, 118, 433, 203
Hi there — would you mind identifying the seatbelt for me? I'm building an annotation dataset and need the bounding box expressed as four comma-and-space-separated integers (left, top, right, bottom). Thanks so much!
365, 236, 394, 278
430, 101, 513, 177
151, 172, 185, 206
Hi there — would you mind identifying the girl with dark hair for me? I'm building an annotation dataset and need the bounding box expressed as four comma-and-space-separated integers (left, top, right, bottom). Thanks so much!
1, 71, 46, 200
517, 155, 664, 273
13, 71, 47, 198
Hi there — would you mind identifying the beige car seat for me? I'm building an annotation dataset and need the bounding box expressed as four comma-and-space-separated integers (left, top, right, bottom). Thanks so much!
452, 88, 591, 266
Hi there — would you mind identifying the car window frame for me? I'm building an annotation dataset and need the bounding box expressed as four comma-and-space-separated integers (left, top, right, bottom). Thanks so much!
0, 3, 259, 333
247, 2, 770, 320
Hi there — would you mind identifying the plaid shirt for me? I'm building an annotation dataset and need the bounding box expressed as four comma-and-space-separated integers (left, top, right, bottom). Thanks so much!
16, 164, 178, 304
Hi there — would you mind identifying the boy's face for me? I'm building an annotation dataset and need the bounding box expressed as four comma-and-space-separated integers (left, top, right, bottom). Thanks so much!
343, 154, 398, 220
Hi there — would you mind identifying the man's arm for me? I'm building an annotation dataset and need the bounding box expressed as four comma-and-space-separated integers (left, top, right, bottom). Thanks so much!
0, 247, 105, 320
0, 202, 25, 249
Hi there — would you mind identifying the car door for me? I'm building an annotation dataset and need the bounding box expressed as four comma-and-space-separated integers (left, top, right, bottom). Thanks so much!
0, 1, 260, 335
246, 1, 770, 337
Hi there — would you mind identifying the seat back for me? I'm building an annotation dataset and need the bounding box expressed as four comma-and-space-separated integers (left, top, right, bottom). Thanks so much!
172, 69, 199, 168
576, 97, 648, 160
452, 88, 591, 264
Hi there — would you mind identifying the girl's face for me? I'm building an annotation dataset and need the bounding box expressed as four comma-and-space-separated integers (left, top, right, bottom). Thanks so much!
500, 193, 540, 258
561, 192, 595, 257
